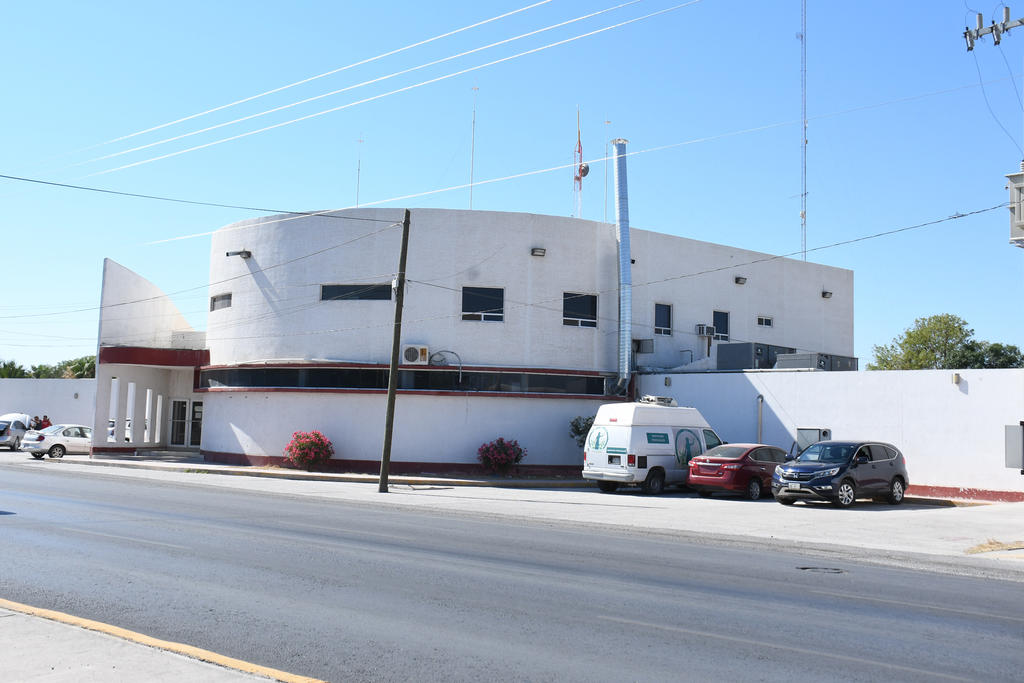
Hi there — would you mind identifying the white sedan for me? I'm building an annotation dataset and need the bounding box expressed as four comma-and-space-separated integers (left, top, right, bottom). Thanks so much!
23, 424, 93, 459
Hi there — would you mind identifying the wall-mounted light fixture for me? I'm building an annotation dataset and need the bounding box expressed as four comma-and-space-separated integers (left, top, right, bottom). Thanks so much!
952, 372, 961, 385
734, 276, 747, 285
530, 247, 546, 257
821, 290, 833, 299
226, 250, 252, 259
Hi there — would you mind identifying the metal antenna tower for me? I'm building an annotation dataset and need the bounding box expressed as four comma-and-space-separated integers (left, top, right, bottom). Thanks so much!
799, 0, 807, 260
573, 108, 589, 217
470, 86, 479, 209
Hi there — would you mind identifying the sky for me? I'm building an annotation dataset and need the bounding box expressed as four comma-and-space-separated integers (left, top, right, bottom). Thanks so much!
2, 0, 1023, 369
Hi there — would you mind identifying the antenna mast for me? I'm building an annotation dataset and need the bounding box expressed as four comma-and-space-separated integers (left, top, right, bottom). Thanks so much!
799, 0, 807, 260
470, 86, 479, 209
573, 108, 589, 217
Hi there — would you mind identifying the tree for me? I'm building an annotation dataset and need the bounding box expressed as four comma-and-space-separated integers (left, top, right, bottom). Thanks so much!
29, 356, 96, 379
0, 360, 29, 378
869, 314, 1024, 370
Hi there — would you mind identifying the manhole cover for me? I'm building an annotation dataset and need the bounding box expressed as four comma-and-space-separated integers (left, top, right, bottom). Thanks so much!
797, 566, 845, 574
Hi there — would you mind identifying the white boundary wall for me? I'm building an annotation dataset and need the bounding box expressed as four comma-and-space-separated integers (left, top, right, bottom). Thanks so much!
0, 379, 96, 427
638, 369, 1024, 494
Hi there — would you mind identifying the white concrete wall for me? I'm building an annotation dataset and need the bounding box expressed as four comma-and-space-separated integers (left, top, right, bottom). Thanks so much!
638, 369, 1024, 493
201, 391, 605, 467
207, 209, 852, 371
0, 379, 95, 426
99, 259, 203, 349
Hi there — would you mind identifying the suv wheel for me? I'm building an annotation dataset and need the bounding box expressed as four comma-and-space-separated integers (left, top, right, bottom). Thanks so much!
641, 470, 665, 495
834, 480, 856, 508
887, 478, 905, 505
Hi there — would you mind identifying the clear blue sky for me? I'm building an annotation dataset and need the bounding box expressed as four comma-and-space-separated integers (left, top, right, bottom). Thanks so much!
2, 0, 1022, 368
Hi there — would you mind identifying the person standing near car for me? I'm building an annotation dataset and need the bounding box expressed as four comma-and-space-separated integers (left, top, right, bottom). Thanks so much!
30, 416, 41, 430
40, 415, 51, 429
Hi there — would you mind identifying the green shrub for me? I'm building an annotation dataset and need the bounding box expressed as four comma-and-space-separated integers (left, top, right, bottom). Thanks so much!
569, 415, 595, 448
283, 430, 335, 471
477, 437, 526, 475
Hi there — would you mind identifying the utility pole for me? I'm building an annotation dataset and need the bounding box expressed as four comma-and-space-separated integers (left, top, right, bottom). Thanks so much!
964, 7, 1024, 248
964, 7, 1024, 51
378, 209, 411, 493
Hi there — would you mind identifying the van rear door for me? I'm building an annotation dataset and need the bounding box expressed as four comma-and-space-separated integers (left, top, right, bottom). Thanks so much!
584, 425, 630, 476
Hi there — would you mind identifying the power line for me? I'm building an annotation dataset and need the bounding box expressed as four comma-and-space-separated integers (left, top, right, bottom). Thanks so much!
88, 1, 703, 177
73, 1, 554, 155
80, 1, 642, 169
0, 172, 397, 224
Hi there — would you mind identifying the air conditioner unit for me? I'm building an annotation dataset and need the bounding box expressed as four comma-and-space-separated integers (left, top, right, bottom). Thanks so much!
695, 324, 716, 337
401, 344, 429, 365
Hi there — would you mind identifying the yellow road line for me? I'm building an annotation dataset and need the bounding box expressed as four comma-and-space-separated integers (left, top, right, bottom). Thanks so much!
0, 597, 326, 683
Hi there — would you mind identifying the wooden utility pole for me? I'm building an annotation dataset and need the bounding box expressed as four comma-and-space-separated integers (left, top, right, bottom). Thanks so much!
378, 209, 410, 493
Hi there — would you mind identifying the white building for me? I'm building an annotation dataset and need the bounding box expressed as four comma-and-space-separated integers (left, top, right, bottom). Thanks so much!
92, 207, 852, 474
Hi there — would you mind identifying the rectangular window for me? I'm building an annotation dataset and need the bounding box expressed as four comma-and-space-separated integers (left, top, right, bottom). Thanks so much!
210, 293, 232, 311
461, 286, 504, 322
563, 292, 597, 327
654, 303, 672, 335
757, 316, 773, 327
713, 310, 730, 341
321, 284, 392, 301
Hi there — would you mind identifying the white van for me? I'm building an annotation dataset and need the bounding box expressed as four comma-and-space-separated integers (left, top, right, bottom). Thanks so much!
582, 397, 723, 494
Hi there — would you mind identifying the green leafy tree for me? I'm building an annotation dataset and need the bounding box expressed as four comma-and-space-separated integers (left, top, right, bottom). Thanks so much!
30, 356, 96, 379
869, 314, 1024, 370
0, 360, 29, 378
569, 415, 595, 448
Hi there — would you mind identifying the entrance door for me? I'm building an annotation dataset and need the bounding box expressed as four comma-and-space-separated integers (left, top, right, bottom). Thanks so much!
189, 401, 203, 447
169, 400, 188, 446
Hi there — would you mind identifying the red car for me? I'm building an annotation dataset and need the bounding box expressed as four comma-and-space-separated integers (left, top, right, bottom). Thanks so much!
688, 444, 788, 500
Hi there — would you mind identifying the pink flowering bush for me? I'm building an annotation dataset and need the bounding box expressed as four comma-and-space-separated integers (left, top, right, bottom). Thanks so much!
283, 430, 335, 471
477, 437, 526, 475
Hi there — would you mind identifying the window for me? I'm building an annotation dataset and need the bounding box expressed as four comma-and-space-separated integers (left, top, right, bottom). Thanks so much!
210, 293, 232, 311
712, 310, 730, 341
757, 316, 773, 327
462, 286, 504, 322
321, 284, 392, 301
703, 429, 723, 450
655, 303, 672, 335
563, 293, 597, 327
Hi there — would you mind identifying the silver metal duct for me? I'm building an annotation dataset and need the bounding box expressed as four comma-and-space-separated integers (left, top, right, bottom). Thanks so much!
611, 138, 632, 394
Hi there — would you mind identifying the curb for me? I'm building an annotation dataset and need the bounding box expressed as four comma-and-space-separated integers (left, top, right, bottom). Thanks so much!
51, 457, 975, 504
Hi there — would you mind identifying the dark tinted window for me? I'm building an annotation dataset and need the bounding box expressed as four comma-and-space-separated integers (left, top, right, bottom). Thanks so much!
703, 430, 723, 449
462, 287, 504, 322
13, 421, 25, 430
321, 284, 392, 301
713, 310, 730, 341
200, 367, 607, 396
869, 445, 893, 461
210, 293, 232, 311
655, 304, 672, 335
770, 448, 787, 463
563, 293, 597, 327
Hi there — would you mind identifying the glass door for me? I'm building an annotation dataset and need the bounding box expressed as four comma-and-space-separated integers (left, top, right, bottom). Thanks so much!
169, 400, 188, 446
189, 401, 203, 447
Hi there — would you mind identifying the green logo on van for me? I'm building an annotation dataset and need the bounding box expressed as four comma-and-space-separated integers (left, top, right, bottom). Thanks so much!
646, 432, 669, 444
588, 427, 608, 450
675, 429, 701, 464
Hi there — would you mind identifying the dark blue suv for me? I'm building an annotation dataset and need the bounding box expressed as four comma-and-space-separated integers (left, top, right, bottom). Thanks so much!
771, 440, 909, 508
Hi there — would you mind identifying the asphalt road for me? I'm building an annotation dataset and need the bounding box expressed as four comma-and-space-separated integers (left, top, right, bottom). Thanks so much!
2, 465, 1022, 682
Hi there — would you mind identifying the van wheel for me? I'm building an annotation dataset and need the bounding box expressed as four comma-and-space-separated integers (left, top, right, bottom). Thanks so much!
746, 479, 762, 500
641, 470, 665, 495
887, 478, 905, 505
597, 481, 618, 493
